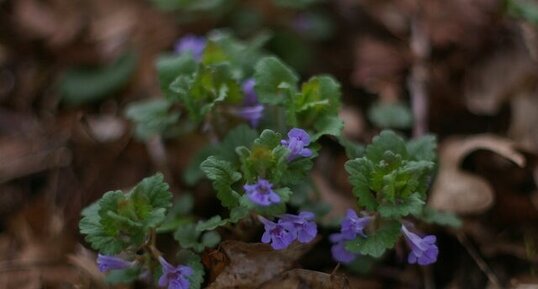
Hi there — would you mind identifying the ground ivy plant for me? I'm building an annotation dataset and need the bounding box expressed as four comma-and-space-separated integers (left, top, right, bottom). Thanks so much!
79, 30, 459, 288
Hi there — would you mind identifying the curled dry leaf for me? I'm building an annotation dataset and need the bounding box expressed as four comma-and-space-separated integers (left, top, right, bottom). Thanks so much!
429, 135, 526, 214
258, 269, 350, 289
205, 240, 316, 289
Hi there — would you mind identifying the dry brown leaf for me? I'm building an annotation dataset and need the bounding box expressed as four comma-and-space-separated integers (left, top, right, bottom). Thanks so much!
0, 137, 71, 183
422, 0, 500, 49
339, 107, 365, 140
85, 114, 127, 143
68, 245, 106, 286
312, 171, 352, 222
464, 41, 537, 115
509, 90, 538, 151
351, 37, 410, 97
12, 0, 83, 47
429, 135, 526, 214
205, 240, 316, 289
258, 269, 350, 289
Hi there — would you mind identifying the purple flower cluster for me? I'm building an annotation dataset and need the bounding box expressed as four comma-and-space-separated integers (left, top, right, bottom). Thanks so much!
258, 212, 317, 250
96, 254, 132, 272
174, 34, 206, 61
281, 128, 313, 161
244, 178, 280, 206
401, 225, 438, 266
329, 209, 372, 263
158, 256, 193, 289
231, 78, 264, 127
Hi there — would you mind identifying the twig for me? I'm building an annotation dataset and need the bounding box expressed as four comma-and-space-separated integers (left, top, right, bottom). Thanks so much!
408, 13, 430, 137
457, 232, 502, 289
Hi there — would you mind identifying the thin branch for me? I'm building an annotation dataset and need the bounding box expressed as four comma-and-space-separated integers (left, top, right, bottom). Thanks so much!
408, 13, 430, 137
457, 232, 502, 289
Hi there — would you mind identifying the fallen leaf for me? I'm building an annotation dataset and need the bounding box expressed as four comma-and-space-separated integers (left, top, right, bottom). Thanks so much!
464, 41, 537, 115
205, 240, 316, 289
0, 137, 71, 183
508, 90, 538, 151
351, 37, 410, 96
258, 269, 350, 289
85, 114, 127, 143
312, 170, 353, 222
429, 134, 526, 214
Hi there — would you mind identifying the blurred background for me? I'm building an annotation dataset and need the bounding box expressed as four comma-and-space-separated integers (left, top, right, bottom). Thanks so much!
1, 0, 538, 288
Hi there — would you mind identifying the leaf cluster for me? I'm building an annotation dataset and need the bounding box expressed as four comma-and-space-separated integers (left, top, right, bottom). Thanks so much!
79, 174, 173, 254
343, 131, 448, 257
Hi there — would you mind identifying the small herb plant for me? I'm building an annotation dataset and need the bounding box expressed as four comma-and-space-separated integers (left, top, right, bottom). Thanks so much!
79, 30, 458, 288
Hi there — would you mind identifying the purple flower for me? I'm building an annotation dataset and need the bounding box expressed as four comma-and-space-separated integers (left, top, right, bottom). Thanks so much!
244, 178, 281, 206
231, 104, 264, 128
401, 225, 439, 266
242, 78, 258, 106
96, 254, 132, 272
281, 128, 313, 161
340, 209, 372, 240
329, 233, 358, 263
328, 209, 371, 263
158, 256, 193, 289
292, 14, 313, 34
259, 216, 296, 250
279, 211, 317, 243
174, 34, 206, 61
231, 79, 264, 127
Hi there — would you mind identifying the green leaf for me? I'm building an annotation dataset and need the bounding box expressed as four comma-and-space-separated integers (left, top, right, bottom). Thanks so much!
275, 187, 293, 203
345, 158, 377, 210
312, 115, 343, 140
254, 57, 299, 105
61, 51, 137, 105
219, 125, 259, 163
130, 173, 172, 210
170, 63, 241, 122
200, 157, 242, 208
254, 129, 282, 148
105, 267, 140, 284
174, 223, 203, 252
184, 125, 258, 185
295, 76, 340, 114
407, 135, 437, 162
421, 207, 462, 228
195, 215, 228, 231
366, 130, 408, 164
204, 30, 268, 77
79, 202, 125, 254
378, 193, 425, 218
273, 0, 320, 8
229, 206, 249, 222
277, 156, 313, 186
201, 231, 221, 248
79, 173, 173, 254
337, 136, 365, 159
156, 53, 197, 94
345, 221, 401, 257
125, 99, 180, 140
368, 102, 413, 129
508, 0, 538, 24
